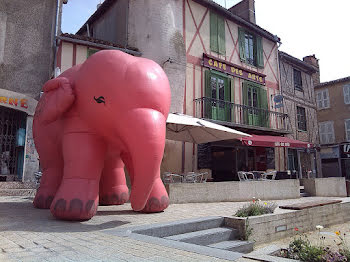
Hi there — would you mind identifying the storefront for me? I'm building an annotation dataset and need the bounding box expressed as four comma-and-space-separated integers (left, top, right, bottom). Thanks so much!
0, 89, 38, 182
198, 135, 313, 181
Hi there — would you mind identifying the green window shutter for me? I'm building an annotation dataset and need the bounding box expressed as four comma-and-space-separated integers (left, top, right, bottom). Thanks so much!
256, 35, 264, 68
210, 12, 218, 52
230, 78, 235, 122
218, 16, 225, 55
258, 87, 269, 127
204, 70, 212, 119
224, 77, 231, 121
242, 81, 248, 124
238, 28, 246, 62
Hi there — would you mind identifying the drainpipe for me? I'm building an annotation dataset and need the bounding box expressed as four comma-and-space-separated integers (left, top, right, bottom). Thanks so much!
53, 0, 63, 78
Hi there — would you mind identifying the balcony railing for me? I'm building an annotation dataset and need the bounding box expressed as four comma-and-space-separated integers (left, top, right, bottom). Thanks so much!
194, 97, 290, 132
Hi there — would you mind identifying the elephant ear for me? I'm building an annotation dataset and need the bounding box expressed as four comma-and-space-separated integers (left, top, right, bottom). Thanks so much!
35, 77, 75, 124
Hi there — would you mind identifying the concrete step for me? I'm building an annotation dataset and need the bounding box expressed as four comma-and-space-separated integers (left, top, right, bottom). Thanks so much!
208, 240, 254, 253
0, 182, 37, 189
0, 189, 36, 196
134, 216, 225, 238
164, 227, 237, 246
300, 192, 310, 197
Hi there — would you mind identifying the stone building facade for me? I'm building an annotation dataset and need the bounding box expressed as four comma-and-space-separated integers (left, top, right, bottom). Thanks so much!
0, 0, 63, 182
279, 51, 322, 178
314, 76, 350, 179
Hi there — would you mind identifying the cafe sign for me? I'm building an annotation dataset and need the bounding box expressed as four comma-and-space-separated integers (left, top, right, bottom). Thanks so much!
203, 53, 266, 85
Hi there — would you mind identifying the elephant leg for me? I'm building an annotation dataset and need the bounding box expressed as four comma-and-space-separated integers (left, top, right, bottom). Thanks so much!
50, 133, 106, 221
99, 153, 129, 206
33, 165, 63, 209
121, 109, 169, 212
122, 152, 168, 213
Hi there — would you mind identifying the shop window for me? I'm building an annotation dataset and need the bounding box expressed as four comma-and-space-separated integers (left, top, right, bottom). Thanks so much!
87, 48, 99, 58
204, 70, 233, 122
345, 119, 350, 141
210, 12, 225, 55
293, 69, 302, 91
238, 28, 264, 68
316, 89, 330, 109
297, 106, 307, 131
319, 121, 335, 144
343, 84, 350, 104
242, 81, 269, 128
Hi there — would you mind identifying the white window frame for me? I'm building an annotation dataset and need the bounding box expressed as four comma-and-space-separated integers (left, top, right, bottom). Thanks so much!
343, 84, 350, 105
319, 121, 335, 144
345, 119, 350, 142
316, 89, 330, 109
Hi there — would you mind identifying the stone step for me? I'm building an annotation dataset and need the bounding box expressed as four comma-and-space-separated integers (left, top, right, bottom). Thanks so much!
134, 216, 224, 238
0, 182, 37, 189
0, 189, 36, 197
300, 192, 310, 197
164, 227, 237, 246
208, 240, 254, 253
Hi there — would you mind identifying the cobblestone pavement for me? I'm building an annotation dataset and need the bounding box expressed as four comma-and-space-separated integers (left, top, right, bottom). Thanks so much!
0, 196, 347, 262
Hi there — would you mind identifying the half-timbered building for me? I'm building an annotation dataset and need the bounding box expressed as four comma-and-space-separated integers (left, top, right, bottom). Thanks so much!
57, 0, 318, 181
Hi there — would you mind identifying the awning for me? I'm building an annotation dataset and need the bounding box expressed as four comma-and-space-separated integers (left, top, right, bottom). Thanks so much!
241, 135, 312, 148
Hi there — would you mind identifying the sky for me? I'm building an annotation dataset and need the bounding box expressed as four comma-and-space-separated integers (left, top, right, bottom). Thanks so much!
62, 0, 350, 82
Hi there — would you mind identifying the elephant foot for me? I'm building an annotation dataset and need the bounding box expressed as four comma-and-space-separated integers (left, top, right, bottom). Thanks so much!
138, 178, 169, 213
33, 189, 54, 209
33, 187, 56, 209
50, 179, 99, 221
99, 185, 129, 206
140, 195, 169, 213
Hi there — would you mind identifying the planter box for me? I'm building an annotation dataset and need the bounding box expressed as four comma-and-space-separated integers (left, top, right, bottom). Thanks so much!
224, 201, 350, 245
303, 177, 347, 197
166, 180, 300, 204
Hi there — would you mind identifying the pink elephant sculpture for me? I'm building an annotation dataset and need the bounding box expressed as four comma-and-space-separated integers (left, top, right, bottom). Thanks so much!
33, 50, 171, 220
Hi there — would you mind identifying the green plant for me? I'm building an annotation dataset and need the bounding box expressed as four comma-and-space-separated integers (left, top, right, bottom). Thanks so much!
242, 217, 253, 241
336, 231, 350, 261
286, 236, 325, 262
234, 200, 277, 217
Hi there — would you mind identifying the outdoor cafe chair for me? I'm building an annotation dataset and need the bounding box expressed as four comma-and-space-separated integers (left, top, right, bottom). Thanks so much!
261, 170, 277, 180
200, 172, 209, 183
162, 172, 183, 184
237, 171, 255, 181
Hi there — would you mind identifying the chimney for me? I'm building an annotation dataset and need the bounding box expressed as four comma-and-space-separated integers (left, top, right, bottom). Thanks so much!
229, 0, 256, 24
303, 54, 320, 85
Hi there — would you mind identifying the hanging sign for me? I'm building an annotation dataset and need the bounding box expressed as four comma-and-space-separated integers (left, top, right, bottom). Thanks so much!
273, 94, 284, 108
203, 53, 266, 85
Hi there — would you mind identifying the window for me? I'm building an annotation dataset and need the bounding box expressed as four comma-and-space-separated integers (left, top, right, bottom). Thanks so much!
297, 106, 307, 131
242, 81, 269, 127
210, 12, 225, 55
205, 70, 232, 121
319, 121, 335, 144
345, 119, 350, 141
344, 84, 350, 104
293, 69, 302, 91
238, 28, 264, 68
316, 89, 330, 109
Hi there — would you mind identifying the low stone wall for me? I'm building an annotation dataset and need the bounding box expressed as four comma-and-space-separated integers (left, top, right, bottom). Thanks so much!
166, 180, 300, 204
225, 200, 350, 245
303, 177, 347, 197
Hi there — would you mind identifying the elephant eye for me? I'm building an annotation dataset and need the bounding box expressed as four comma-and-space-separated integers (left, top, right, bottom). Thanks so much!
94, 96, 105, 104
